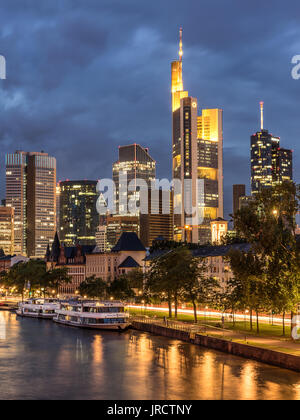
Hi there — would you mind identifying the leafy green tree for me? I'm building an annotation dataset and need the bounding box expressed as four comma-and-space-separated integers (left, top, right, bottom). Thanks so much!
46, 267, 71, 295
146, 248, 189, 318
231, 181, 300, 334
179, 250, 219, 323
226, 250, 268, 333
108, 276, 135, 301
79, 276, 107, 299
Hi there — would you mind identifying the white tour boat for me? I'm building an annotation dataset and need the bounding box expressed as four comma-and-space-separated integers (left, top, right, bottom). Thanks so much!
16, 298, 60, 319
53, 301, 130, 330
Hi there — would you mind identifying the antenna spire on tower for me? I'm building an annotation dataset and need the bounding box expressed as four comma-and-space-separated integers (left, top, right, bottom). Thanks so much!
260, 101, 264, 130
179, 27, 183, 62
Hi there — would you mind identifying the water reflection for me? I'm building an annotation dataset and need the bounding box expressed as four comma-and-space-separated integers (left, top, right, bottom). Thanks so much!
0, 312, 299, 400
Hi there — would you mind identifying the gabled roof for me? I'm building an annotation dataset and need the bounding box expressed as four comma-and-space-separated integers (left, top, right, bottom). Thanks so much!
63, 245, 96, 259
144, 243, 251, 261
112, 232, 146, 252
118, 256, 140, 268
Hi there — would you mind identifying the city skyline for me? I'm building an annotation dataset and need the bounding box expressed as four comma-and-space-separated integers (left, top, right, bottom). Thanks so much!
0, 1, 299, 222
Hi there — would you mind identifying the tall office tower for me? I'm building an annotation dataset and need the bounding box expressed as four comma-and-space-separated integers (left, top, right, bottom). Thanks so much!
6, 151, 56, 257
251, 102, 293, 194
172, 95, 199, 243
140, 189, 174, 248
197, 109, 224, 243
171, 29, 223, 244
106, 215, 140, 250
233, 184, 246, 216
59, 180, 99, 246
95, 225, 108, 252
26, 153, 57, 258
5, 151, 28, 255
112, 144, 156, 216
56, 183, 61, 232
0, 206, 14, 255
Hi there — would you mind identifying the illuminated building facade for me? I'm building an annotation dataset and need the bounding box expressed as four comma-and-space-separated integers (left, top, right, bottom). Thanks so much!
95, 225, 108, 252
56, 183, 61, 232
140, 189, 174, 247
59, 180, 98, 246
113, 144, 156, 216
6, 151, 56, 257
171, 29, 223, 244
251, 103, 293, 194
106, 215, 139, 250
210, 218, 228, 244
197, 109, 223, 243
5, 151, 28, 255
0, 206, 14, 255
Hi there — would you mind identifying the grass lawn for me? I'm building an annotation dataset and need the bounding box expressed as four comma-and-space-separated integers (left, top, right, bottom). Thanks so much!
128, 307, 293, 340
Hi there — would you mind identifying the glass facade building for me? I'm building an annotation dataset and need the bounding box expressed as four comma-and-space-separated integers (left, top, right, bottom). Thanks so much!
0, 206, 14, 255
112, 144, 156, 216
171, 30, 223, 244
6, 151, 56, 257
59, 180, 99, 246
251, 130, 293, 194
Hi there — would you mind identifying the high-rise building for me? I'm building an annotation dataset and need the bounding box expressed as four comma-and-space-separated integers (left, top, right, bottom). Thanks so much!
56, 183, 61, 232
6, 151, 56, 257
233, 184, 246, 216
106, 215, 140, 250
113, 144, 156, 216
140, 189, 174, 248
251, 102, 293, 194
59, 180, 99, 246
171, 29, 223, 244
95, 225, 108, 252
0, 206, 14, 255
197, 109, 223, 243
5, 151, 28, 255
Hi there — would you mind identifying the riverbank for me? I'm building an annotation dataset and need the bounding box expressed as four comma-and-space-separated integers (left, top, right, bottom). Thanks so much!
128, 307, 293, 338
131, 318, 300, 372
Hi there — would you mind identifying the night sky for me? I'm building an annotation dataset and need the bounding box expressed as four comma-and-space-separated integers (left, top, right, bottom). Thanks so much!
0, 0, 299, 220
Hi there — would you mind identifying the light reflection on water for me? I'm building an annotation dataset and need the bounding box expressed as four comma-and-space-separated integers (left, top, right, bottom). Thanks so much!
0, 311, 299, 400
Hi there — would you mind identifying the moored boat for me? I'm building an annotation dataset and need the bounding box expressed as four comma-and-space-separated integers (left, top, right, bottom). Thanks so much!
53, 300, 130, 330
16, 298, 60, 319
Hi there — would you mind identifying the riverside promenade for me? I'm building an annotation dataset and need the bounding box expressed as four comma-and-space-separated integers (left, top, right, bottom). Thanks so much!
131, 316, 300, 372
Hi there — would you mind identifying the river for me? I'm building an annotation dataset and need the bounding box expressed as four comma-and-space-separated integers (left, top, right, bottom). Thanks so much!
0, 311, 299, 400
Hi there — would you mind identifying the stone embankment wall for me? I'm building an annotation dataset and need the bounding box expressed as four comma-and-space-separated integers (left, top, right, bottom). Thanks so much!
132, 321, 300, 373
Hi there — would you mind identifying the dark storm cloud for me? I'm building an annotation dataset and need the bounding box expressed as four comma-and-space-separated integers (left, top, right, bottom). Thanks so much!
0, 0, 299, 219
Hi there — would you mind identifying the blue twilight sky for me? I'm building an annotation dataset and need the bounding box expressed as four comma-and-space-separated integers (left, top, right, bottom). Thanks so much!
0, 0, 299, 220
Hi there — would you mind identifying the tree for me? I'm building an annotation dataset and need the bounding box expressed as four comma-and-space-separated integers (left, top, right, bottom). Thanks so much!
108, 276, 135, 301
231, 181, 300, 335
226, 249, 268, 333
146, 248, 189, 318
179, 250, 219, 323
125, 269, 145, 293
79, 276, 107, 299
46, 267, 71, 295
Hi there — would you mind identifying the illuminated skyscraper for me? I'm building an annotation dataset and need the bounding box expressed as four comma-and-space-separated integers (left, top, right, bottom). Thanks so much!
6, 151, 56, 257
171, 29, 223, 244
59, 180, 98, 246
0, 206, 14, 255
197, 109, 223, 243
251, 102, 293, 194
5, 151, 28, 255
112, 144, 156, 216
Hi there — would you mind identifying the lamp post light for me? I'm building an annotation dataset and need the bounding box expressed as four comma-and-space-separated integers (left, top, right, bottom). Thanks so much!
141, 300, 145, 316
